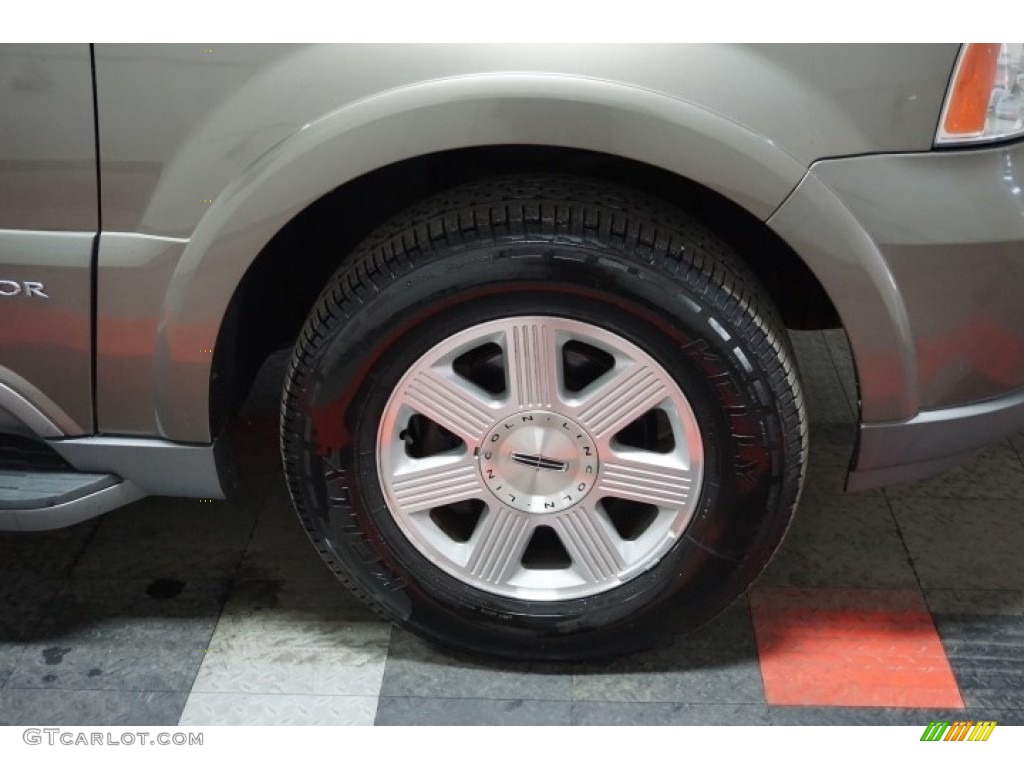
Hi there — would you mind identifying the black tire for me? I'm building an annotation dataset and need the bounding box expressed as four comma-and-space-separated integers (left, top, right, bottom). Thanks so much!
280, 175, 806, 661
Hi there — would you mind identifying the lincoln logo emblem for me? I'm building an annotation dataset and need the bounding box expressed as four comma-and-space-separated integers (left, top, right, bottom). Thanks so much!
510, 452, 568, 472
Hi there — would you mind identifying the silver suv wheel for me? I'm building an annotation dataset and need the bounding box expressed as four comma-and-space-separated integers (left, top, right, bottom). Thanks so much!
377, 316, 705, 600
281, 175, 806, 660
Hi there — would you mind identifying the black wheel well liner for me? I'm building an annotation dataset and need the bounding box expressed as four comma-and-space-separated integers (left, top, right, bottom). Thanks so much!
210, 145, 840, 437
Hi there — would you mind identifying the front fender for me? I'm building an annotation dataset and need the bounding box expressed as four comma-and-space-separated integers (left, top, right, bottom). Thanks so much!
149, 73, 807, 441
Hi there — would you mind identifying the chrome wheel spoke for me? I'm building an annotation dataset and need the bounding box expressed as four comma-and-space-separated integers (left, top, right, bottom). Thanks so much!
598, 453, 694, 508
552, 507, 626, 583
400, 368, 493, 445
466, 507, 533, 584
575, 364, 669, 440
504, 320, 560, 410
390, 454, 483, 514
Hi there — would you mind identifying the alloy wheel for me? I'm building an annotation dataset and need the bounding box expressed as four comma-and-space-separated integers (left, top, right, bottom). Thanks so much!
377, 316, 705, 600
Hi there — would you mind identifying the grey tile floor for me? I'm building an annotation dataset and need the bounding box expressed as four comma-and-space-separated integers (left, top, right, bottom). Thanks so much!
1, 330, 1023, 725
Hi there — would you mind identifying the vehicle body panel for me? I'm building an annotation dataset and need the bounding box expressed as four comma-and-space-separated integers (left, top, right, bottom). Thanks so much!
0, 231, 94, 436
94, 233, 186, 436
0, 44, 96, 232
95, 44, 958, 236
773, 140, 1024, 489
772, 139, 1024, 423
9, 41, 1024, 527
768, 175, 918, 424
0, 44, 96, 436
851, 387, 1024, 491
810, 144, 1024, 411
91, 42, 958, 440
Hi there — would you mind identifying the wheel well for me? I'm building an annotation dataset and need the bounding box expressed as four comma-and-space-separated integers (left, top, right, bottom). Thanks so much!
210, 145, 840, 436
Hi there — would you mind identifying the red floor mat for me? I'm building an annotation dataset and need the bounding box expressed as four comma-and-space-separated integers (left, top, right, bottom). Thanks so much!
750, 586, 964, 708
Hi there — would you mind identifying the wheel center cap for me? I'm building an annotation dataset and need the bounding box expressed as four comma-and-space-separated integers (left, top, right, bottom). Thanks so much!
479, 411, 598, 513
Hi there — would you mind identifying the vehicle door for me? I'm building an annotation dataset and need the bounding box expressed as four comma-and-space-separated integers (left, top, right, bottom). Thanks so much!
0, 43, 96, 438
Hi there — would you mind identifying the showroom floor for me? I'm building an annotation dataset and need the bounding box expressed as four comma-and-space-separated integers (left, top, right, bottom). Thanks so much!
1, 330, 1022, 726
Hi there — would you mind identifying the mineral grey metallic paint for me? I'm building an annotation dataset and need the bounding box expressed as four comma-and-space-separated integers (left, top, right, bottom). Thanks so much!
94, 232, 188, 435
150, 74, 809, 440
0, 46, 96, 437
0, 44, 97, 232
95, 44, 957, 236
11, 42, 1024, 524
848, 385, 1024, 492
767, 176, 918, 424
771, 139, 1024, 423
809, 142, 1024, 411
0, 231, 94, 434
91, 43, 958, 441
788, 140, 1024, 489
